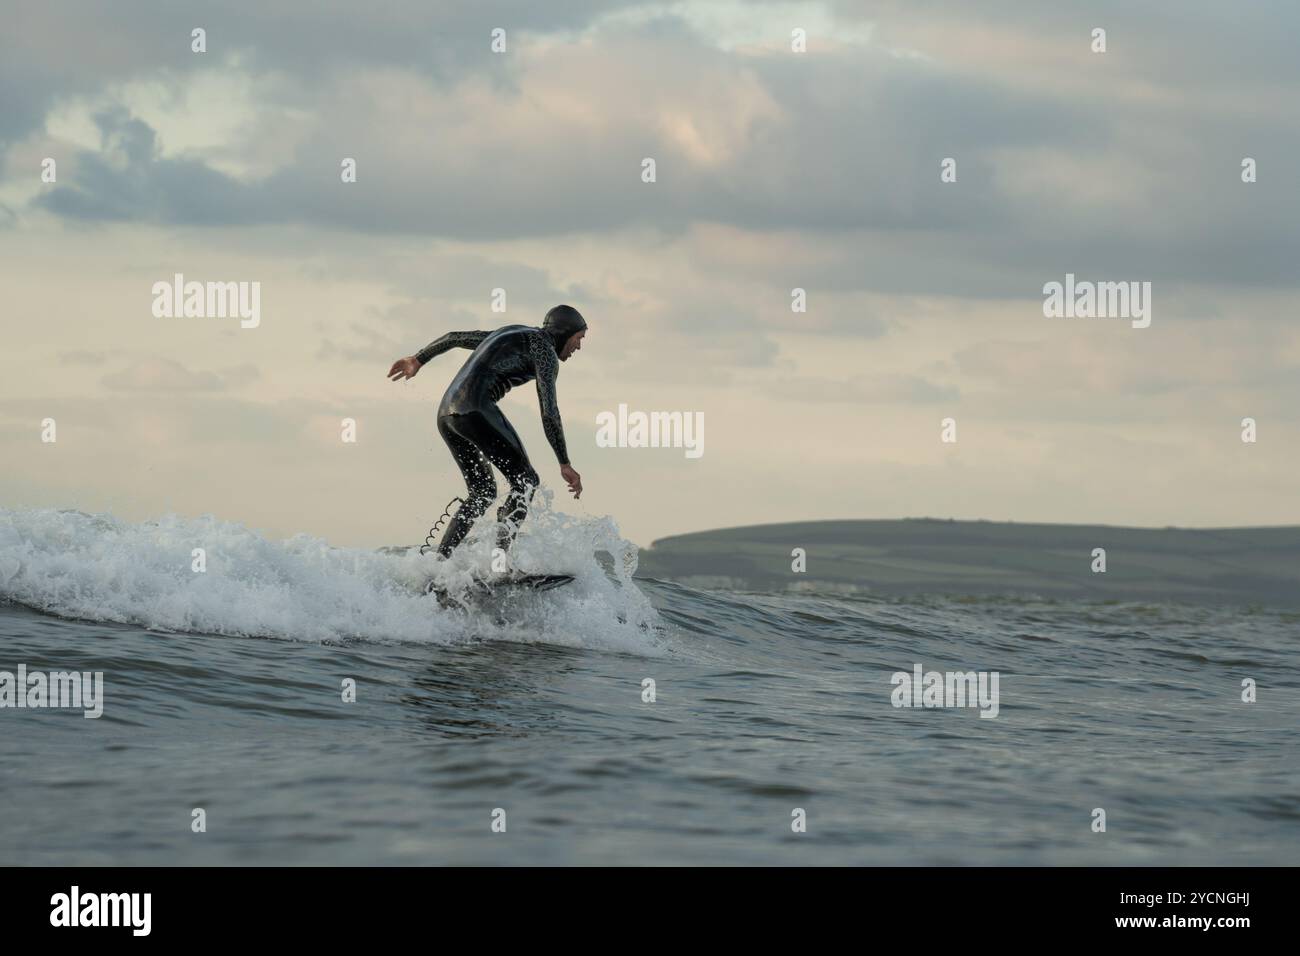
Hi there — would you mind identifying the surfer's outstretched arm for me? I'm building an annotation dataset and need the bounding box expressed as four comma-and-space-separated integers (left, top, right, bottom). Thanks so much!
416, 330, 490, 364
530, 334, 583, 498
387, 331, 490, 381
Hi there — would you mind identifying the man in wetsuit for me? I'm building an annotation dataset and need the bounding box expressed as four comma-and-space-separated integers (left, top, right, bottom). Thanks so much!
387, 304, 587, 558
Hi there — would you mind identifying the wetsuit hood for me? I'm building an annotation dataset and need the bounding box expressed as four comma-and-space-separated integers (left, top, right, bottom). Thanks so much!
541, 304, 587, 352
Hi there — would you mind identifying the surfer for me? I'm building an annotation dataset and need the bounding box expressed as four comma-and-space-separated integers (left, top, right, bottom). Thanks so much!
388, 304, 587, 558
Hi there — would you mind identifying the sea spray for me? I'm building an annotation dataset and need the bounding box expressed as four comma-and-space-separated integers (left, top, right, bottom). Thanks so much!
0, 505, 664, 654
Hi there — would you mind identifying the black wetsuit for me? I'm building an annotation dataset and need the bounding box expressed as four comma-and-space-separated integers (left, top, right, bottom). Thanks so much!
417, 325, 570, 557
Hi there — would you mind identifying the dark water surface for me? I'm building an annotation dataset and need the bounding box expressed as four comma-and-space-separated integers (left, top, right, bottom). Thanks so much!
3, 584, 1297, 865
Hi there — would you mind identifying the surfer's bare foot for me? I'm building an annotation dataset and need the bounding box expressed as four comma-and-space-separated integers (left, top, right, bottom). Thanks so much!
560, 464, 582, 499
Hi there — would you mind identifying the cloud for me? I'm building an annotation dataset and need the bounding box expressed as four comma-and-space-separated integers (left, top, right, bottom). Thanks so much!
0, 0, 644, 142
769, 372, 960, 405
100, 357, 258, 392
10, 3, 1293, 298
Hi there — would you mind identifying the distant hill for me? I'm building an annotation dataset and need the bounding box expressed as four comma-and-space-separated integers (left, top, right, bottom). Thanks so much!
635, 518, 1300, 608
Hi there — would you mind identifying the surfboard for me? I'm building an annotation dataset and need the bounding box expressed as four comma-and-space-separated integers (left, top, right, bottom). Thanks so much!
499, 573, 576, 592
425, 573, 576, 604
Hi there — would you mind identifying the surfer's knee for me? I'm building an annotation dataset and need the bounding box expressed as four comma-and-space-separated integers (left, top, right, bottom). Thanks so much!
512, 467, 539, 493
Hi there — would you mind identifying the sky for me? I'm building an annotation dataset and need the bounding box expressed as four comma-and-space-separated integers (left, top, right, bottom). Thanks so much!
1, 0, 1297, 548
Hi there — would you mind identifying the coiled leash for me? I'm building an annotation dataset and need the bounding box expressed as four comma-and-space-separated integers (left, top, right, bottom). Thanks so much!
420, 496, 464, 556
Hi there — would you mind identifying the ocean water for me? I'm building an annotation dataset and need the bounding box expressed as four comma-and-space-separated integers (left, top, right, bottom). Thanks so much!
1, 506, 1297, 865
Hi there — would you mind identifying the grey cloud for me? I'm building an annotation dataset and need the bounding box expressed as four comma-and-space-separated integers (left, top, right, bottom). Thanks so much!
36, 108, 261, 223
10, 1, 1300, 298
0, 0, 641, 145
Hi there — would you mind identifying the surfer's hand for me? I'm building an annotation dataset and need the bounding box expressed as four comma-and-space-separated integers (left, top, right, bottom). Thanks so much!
388, 356, 421, 381
560, 464, 582, 499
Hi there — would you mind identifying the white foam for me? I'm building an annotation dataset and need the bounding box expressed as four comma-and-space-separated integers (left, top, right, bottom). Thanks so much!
0, 502, 665, 654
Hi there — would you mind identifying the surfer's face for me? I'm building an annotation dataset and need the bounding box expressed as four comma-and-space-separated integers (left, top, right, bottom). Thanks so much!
560, 329, 586, 361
